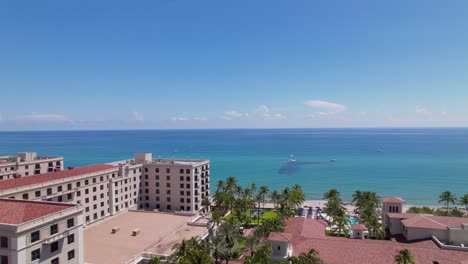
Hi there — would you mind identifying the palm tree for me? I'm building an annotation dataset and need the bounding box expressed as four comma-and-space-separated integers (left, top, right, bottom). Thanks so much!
332, 215, 349, 237
439, 191, 457, 212
216, 180, 225, 192
458, 194, 468, 211
394, 249, 415, 264
210, 234, 226, 264
245, 235, 259, 257
201, 196, 211, 214
269, 190, 280, 210
255, 193, 263, 225
299, 248, 321, 263
323, 188, 340, 201
218, 222, 241, 263
259, 185, 270, 209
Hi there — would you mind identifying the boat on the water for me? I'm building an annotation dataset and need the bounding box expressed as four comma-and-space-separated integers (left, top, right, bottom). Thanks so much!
288, 154, 296, 163
330, 159, 336, 162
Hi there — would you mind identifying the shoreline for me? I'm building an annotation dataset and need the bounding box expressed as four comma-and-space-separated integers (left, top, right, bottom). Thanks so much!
265, 200, 448, 213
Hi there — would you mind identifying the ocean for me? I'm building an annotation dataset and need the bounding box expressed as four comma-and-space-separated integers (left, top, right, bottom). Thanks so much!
1, 128, 467, 206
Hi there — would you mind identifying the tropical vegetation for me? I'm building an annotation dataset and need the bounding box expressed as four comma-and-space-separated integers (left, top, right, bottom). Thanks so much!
394, 249, 415, 264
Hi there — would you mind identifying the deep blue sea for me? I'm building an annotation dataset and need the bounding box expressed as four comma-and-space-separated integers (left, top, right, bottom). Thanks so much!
1, 128, 467, 205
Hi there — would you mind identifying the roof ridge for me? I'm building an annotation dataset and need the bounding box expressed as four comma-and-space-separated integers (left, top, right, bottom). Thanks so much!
18, 203, 27, 224
420, 214, 447, 228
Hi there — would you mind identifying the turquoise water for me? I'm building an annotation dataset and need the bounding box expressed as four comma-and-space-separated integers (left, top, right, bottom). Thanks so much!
1, 128, 467, 205
348, 217, 359, 225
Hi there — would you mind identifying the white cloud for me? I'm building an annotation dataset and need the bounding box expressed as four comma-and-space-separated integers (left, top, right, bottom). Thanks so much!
15, 114, 72, 122
194, 116, 208, 121
441, 111, 447, 115
224, 111, 246, 118
0, 113, 3, 122
415, 106, 428, 114
255, 105, 271, 118
304, 100, 346, 113
360, 111, 367, 116
132, 111, 144, 121
171, 117, 189, 121
273, 113, 286, 120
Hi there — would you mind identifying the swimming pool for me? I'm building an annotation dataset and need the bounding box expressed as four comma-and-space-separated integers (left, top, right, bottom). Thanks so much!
348, 217, 359, 225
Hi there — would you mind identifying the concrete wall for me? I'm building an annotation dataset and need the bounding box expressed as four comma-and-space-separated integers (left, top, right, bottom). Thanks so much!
405, 227, 448, 241
449, 227, 468, 245
271, 241, 289, 258
388, 218, 404, 235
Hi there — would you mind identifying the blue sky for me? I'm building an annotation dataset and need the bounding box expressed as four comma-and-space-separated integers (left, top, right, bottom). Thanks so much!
1, 0, 467, 130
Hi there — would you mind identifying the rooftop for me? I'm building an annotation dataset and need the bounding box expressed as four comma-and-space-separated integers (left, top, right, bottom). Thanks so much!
84, 210, 207, 264
381, 197, 405, 203
350, 224, 367, 231
270, 217, 468, 264
387, 213, 416, 219
0, 199, 75, 225
268, 232, 293, 242
0, 164, 117, 191
401, 214, 468, 230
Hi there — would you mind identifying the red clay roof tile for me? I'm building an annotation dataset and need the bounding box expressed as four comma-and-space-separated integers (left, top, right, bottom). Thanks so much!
0, 164, 117, 191
0, 199, 76, 225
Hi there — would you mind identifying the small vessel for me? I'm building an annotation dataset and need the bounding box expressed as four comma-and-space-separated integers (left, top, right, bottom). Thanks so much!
376, 149, 382, 152
287, 154, 296, 163
330, 159, 336, 162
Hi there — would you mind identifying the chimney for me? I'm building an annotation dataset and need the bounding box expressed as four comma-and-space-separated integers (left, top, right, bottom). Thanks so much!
68, 166, 75, 170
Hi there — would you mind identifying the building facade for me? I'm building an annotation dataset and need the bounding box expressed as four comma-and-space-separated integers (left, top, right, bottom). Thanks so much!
0, 152, 63, 181
0, 199, 84, 264
0, 153, 210, 227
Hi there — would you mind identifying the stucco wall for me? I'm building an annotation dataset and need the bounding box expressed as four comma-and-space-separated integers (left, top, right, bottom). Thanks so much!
405, 227, 448, 241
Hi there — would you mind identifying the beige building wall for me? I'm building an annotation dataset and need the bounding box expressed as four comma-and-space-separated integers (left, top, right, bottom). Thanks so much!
0, 152, 63, 180
0, 167, 119, 226
381, 201, 403, 225
0, 204, 83, 264
403, 227, 448, 241
140, 158, 210, 213
388, 218, 404, 235
448, 225, 468, 245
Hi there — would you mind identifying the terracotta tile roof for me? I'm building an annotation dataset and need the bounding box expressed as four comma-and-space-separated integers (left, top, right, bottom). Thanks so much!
387, 213, 416, 219
0, 164, 117, 191
268, 232, 292, 242
0, 199, 75, 225
350, 224, 367, 231
381, 197, 405, 203
401, 214, 468, 230
270, 218, 468, 264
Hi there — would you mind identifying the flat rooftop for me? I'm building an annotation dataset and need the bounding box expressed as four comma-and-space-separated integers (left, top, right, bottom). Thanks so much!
84, 211, 207, 264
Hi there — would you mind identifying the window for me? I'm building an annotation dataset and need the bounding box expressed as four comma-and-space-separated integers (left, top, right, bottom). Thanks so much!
156, 196, 160, 201
67, 193, 72, 200
31, 231, 40, 243
76, 182, 81, 188
156, 182, 159, 187
166, 168, 170, 173
51, 257, 59, 264
77, 191, 81, 197
1, 255, 8, 264
167, 197, 171, 202
180, 184, 184, 188
156, 175, 159, 180
31, 249, 40, 261
186, 169, 190, 174
57, 186, 62, 192
186, 184, 190, 188
0, 237, 7, 248
155, 168, 159, 173
180, 169, 184, 174
180, 206, 185, 211
47, 188, 52, 195
93, 178, 96, 183
93, 187, 97, 192
100, 184, 104, 190
67, 218, 74, 228
85, 180, 89, 185
67, 250, 75, 261
100, 176, 103, 181
58, 196, 62, 202
22, 193, 29, 199
67, 183, 72, 190
167, 190, 171, 195
85, 189, 89, 194
50, 224, 58, 235
186, 176, 190, 181
180, 191, 184, 195
156, 189, 160, 194
145, 168, 148, 172
35, 191, 40, 198
166, 183, 170, 188
180, 198, 184, 203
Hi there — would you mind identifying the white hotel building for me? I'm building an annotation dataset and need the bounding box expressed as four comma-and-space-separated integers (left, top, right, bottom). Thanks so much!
0, 152, 210, 264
